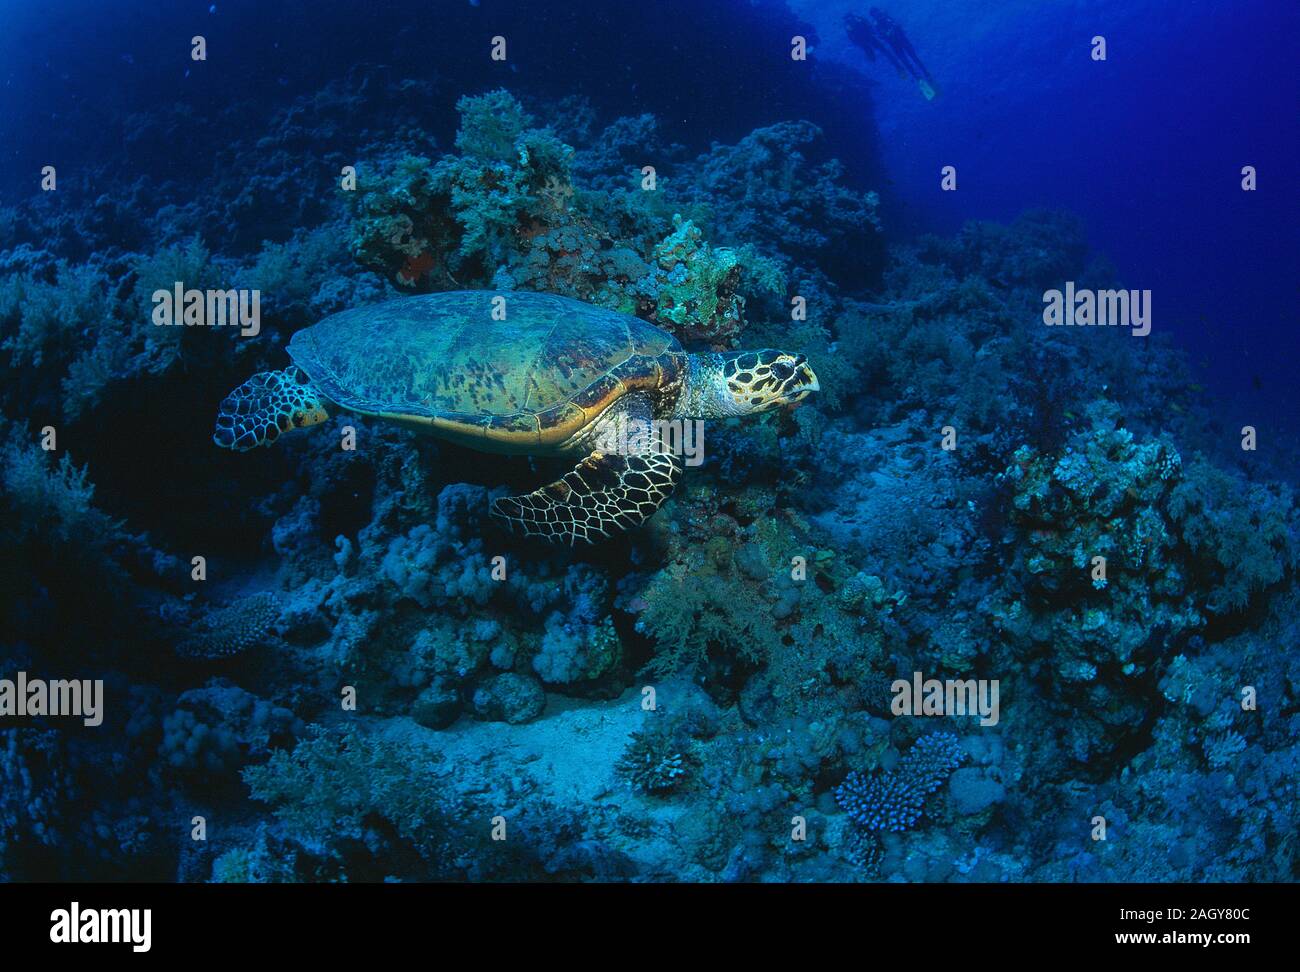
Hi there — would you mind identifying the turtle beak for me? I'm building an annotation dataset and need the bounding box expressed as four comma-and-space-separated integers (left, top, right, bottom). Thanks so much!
790, 357, 818, 401
776, 360, 819, 407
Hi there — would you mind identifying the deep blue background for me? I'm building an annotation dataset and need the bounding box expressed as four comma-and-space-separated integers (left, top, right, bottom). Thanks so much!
803, 0, 1299, 454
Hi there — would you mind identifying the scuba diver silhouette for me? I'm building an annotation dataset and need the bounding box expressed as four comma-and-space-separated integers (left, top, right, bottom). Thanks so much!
845, 7, 938, 100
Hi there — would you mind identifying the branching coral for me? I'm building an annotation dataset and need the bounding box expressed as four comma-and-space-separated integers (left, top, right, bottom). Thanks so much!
0, 263, 111, 371
210, 829, 300, 884
835, 732, 966, 833
616, 723, 690, 795
625, 482, 897, 712
132, 236, 226, 374
1, 429, 120, 548
0, 263, 124, 419
632, 561, 779, 678
0, 419, 147, 633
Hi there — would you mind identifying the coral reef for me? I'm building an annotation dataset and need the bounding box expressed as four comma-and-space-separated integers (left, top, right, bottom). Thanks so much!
2, 70, 1297, 886
349, 89, 790, 347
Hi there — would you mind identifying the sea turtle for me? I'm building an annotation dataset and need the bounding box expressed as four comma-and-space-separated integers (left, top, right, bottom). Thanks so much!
213, 291, 818, 544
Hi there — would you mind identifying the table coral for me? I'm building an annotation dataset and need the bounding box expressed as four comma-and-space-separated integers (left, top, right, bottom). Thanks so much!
175, 592, 282, 660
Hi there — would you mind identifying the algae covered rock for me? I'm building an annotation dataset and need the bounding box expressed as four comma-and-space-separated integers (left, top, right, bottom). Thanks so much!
411, 679, 462, 730
471, 672, 546, 724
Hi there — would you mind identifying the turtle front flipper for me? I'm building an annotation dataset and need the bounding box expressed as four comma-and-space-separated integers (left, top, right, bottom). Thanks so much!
492, 451, 683, 546
213, 368, 329, 451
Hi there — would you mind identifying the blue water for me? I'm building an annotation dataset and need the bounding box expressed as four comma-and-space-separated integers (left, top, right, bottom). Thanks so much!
798, 0, 1300, 447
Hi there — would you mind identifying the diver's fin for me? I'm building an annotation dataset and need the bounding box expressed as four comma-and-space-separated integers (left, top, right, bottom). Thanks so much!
919, 78, 937, 101
492, 451, 682, 546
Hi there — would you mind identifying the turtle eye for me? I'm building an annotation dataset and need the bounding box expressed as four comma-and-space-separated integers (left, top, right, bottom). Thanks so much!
770, 361, 794, 381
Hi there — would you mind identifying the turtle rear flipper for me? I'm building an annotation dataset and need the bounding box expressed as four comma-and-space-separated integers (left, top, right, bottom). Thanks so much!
213, 368, 329, 451
492, 451, 682, 546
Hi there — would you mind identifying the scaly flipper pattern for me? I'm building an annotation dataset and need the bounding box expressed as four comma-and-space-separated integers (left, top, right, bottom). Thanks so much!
492, 451, 683, 546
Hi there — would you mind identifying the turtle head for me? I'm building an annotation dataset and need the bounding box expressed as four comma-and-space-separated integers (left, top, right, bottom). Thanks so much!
213, 367, 330, 451
678, 350, 819, 418
721, 350, 820, 412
